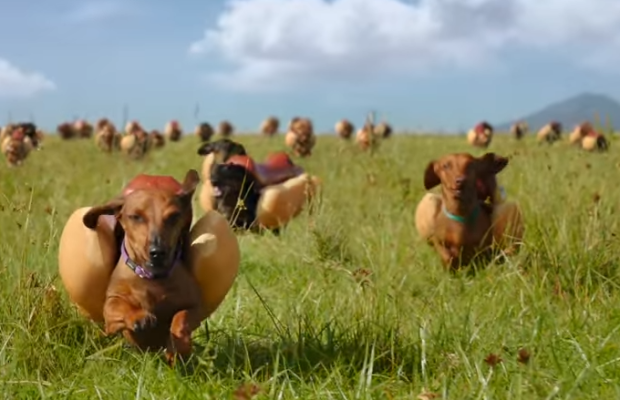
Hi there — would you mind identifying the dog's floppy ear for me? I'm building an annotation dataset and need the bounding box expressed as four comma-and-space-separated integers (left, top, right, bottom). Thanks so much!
221, 139, 247, 158
423, 161, 440, 190
479, 153, 509, 174
197, 142, 215, 156
82, 196, 125, 229
178, 169, 200, 201
208, 161, 222, 177
231, 143, 247, 156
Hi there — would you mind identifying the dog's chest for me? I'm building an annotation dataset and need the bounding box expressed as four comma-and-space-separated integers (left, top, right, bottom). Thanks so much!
435, 217, 493, 265
137, 277, 198, 317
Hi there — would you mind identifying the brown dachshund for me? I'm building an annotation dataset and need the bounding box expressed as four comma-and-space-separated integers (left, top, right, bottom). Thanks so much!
423, 152, 509, 270
467, 121, 493, 148
81, 169, 204, 365
261, 116, 279, 136
2, 127, 32, 167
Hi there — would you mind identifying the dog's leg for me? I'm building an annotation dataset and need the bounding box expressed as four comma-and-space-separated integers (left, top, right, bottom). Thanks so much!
103, 296, 157, 335
166, 307, 204, 365
431, 238, 455, 270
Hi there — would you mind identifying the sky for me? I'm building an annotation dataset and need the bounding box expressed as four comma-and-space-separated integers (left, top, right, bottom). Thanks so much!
1, 0, 620, 133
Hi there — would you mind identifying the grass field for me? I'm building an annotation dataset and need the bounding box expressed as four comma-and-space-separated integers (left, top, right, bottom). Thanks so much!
1, 133, 620, 399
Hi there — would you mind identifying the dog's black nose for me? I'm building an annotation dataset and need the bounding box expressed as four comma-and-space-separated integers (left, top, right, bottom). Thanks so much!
455, 176, 465, 186
149, 246, 166, 260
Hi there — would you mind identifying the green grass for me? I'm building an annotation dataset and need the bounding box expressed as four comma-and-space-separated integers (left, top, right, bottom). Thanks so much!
1, 133, 620, 399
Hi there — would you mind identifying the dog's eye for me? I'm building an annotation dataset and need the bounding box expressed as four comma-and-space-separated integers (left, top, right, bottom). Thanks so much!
442, 162, 451, 170
165, 212, 181, 225
128, 214, 144, 223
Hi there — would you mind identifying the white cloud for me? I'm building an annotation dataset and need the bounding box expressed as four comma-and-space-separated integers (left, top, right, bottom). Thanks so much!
65, 1, 131, 23
189, 0, 620, 91
0, 59, 56, 98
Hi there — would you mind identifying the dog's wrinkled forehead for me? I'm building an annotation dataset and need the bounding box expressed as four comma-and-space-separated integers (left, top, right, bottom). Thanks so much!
122, 189, 185, 214
122, 175, 183, 197
436, 153, 476, 174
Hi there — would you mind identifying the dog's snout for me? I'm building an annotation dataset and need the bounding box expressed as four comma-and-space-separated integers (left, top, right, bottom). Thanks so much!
455, 176, 465, 187
149, 235, 166, 260
149, 245, 166, 260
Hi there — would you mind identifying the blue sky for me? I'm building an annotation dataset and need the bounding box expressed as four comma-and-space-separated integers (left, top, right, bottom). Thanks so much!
1, 0, 619, 133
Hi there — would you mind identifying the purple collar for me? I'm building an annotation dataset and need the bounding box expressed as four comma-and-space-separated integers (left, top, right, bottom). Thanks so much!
120, 240, 182, 279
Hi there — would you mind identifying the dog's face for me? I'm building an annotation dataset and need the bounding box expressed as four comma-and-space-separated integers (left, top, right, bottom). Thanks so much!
134, 129, 148, 140
219, 121, 233, 135
424, 153, 508, 202
209, 163, 261, 229
197, 138, 247, 163
101, 125, 115, 138
82, 170, 200, 275
96, 118, 109, 130
16, 123, 36, 138
262, 117, 279, 134
6, 137, 27, 161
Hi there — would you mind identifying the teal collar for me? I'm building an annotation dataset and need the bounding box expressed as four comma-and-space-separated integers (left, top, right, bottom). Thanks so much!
442, 204, 480, 224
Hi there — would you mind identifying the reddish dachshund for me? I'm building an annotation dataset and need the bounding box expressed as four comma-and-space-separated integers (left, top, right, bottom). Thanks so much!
423, 152, 509, 270
81, 170, 204, 365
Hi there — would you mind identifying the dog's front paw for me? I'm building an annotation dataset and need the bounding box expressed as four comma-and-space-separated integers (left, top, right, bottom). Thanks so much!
128, 311, 157, 332
104, 320, 125, 336
165, 336, 192, 366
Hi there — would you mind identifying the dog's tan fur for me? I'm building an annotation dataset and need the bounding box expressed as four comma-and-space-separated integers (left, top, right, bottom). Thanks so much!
73, 119, 93, 139
284, 117, 300, 148
165, 120, 182, 142
120, 129, 150, 159
0, 124, 14, 142
536, 121, 562, 144
511, 121, 528, 140
148, 130, 166, 149
217, 121, 234, 138
257, 174, 321, 229
1, 128, 33, 167
56, 122, 75, 139
416, 152, 522, 270
261, 116, 279, 136
58, 206, 240, 328
287, 117, 300, 132
96, 118, 116, 132
195, 122, 214, 142
335, 119, 354, 140
580, 126, 609, 152
373, 121, 392, 139
95, 122, 119, 153
286, 117, 316, 157
355, 112, 385, 150
355, 123, 374, 150
198, 149, 321, 231
466, 122, 493, 148
81, 170, 203, 364
568, 121, 592, 146
125, 121, 143, 135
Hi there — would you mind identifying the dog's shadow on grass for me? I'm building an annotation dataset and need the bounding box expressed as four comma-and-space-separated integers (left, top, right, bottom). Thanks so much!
181, 319, 420, 381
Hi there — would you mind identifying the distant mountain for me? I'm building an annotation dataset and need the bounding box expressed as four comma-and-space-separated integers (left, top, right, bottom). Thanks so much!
495, 93, 620, 132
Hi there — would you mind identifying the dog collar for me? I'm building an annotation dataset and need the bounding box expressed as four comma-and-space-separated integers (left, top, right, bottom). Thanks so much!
120, 240, 182, 280
442, 204, 481, 224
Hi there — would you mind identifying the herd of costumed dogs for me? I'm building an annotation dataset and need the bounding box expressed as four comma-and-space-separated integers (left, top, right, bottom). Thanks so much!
467, 119, 609, 150
0, 113, 395, 167
1, 115, 610, 168
0, 111, 613, 363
